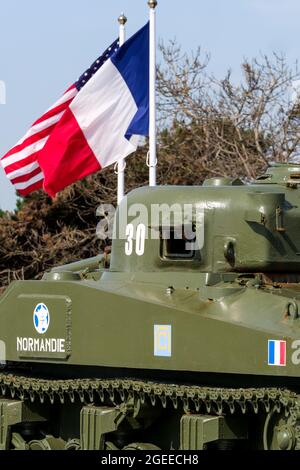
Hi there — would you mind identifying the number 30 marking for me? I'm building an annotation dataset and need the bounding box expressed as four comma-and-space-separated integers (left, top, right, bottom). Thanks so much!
125, 224, 146, 256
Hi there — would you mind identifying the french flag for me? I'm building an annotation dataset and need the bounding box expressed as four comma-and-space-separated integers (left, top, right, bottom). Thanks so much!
38, 23, 149, 197
268, 340, 286, 366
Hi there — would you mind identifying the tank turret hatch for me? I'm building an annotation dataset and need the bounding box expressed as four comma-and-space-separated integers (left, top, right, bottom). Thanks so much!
255, 162, 300, 186
203, 177, 244, 187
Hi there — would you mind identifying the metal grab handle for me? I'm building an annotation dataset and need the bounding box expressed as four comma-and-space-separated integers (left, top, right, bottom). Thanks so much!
146, 151, 157, 168
285, 300, 299, 320
114, 160, 127, 175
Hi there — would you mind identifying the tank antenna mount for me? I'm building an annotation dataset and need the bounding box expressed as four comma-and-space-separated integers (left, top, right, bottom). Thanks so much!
148, 0, 158, 8
118, 13, 127, 25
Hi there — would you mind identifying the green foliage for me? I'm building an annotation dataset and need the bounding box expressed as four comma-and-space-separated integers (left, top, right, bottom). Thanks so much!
15, 197, 25, 213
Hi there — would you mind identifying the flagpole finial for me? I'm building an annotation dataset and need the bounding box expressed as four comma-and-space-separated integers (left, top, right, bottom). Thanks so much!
118, 13, 127, 25
148, 0, 158, 9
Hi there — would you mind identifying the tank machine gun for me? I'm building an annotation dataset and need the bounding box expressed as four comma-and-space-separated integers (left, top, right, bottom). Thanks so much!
1, 163, 300, 450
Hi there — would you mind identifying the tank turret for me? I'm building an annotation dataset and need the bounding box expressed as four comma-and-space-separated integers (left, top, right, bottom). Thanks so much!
111, 169, 300, 274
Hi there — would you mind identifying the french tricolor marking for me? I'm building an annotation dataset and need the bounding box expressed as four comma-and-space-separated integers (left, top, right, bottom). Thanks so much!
268, 340, 286, 366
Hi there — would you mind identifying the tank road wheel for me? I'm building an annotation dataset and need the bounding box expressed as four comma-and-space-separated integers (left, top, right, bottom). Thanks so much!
28, 436, 66, 451
263, 410, 296, 450
123, 443, 161, 451
65, 439, 81, 451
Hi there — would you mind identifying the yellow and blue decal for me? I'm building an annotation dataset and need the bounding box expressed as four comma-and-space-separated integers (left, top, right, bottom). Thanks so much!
154, 325, 172, 357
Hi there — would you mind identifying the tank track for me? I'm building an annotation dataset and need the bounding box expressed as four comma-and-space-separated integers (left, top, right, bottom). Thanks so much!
1, 372, 300, 449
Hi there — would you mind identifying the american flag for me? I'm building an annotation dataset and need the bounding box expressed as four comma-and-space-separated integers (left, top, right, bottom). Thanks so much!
1, 39, 119, 197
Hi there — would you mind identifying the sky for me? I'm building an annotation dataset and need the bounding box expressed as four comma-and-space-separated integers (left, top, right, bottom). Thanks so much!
0, 0, 300, 210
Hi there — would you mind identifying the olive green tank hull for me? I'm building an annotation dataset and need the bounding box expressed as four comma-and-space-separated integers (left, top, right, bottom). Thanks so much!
1, 274, 300, 379
0, 274, 300, 450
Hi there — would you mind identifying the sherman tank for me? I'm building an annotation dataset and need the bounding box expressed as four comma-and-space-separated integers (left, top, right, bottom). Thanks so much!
1, 162, 300, 450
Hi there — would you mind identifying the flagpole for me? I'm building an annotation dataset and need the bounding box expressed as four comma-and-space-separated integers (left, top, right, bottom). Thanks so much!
148, 0, 157, 187
117, 13, 127, 204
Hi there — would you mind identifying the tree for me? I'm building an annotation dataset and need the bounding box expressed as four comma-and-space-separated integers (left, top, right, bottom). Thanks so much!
157, 41, 300, 179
